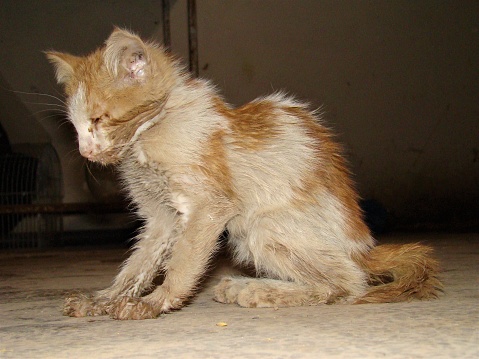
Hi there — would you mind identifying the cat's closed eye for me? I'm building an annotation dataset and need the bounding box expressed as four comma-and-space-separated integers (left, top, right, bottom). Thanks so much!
91, 114, 110, 124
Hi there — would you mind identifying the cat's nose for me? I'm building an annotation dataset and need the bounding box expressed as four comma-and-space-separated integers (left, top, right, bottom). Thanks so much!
79, 146, 94, 159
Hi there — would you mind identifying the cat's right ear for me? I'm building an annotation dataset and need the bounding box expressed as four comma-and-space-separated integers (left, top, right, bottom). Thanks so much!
104, 28, 149, 83
45, 52, 79, 85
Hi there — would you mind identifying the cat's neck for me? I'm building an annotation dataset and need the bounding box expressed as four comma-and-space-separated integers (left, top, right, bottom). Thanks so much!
118, 74, 224, 168
164, 75, 221, 114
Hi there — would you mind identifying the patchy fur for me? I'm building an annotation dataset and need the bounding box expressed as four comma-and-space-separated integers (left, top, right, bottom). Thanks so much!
47, 28, 442, 320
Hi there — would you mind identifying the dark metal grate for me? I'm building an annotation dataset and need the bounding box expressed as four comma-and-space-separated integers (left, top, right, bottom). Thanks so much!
0, 143, 62, 249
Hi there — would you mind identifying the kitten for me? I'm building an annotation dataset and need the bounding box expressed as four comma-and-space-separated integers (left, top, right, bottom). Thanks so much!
47, 28, 441, 320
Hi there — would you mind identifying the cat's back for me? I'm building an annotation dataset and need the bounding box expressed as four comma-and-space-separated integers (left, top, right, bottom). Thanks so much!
220, 94, 339, 205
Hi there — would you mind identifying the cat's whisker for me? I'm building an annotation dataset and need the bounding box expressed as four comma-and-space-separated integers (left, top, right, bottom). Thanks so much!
30, 108, 68, 118
39, 116, 70, 127
5, 88, 71, 129
21, 100, 66, 108
50, 84, 67, 101
27, 110, 72, 132
64, 148, 81, 164
32, 107, 67, 113
10, 89, 67, 106
84, 161, 101, 185
55, 119, 74, 131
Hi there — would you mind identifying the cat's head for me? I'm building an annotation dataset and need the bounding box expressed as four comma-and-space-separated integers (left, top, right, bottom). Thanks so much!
46, 28, 175, 164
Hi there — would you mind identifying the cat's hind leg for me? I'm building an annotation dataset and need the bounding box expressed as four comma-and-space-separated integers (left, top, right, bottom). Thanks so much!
218, 209, 370, 308
214, 276, 338, 308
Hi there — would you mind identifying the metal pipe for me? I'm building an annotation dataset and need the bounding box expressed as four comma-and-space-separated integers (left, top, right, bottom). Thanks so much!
187, 0, 199, 77
162, 0, 171, 50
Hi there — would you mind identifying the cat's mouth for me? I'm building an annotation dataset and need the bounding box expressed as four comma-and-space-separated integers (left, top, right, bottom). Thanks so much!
84, 149, 121, 165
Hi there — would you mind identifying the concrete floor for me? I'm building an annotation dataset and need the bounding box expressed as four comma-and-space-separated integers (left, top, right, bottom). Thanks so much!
0, 232, 478, 358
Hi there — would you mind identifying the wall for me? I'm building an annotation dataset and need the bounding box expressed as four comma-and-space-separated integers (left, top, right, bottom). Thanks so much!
0, 1, 477, 226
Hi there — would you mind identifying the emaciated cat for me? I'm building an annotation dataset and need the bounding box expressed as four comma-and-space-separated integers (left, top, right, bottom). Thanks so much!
47, 28, 441, 320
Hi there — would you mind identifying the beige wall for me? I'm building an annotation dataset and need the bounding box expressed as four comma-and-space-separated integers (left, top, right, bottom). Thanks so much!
0, 1, 477, 223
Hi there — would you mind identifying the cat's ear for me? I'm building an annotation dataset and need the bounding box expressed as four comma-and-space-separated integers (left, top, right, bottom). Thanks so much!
45, 51, 79, 85
104, 28, 149, 83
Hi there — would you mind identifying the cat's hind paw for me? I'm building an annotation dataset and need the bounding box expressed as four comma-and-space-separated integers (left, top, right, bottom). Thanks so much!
213, 276, 264, 307
214, 276, 332, 308
213, 276, 243, 304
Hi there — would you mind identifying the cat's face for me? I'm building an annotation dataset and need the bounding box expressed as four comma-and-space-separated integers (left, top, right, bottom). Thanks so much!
47, 28, 173, 164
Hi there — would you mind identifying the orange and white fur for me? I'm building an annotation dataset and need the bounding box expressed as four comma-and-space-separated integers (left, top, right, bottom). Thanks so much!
47, 28, 441, 320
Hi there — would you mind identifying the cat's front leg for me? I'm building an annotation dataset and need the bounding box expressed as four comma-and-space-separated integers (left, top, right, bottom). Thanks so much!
63, 210, 177, 318
110, 204, 233, 320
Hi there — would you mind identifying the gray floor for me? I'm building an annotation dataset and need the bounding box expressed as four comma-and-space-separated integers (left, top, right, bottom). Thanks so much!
1, 233, 478, 358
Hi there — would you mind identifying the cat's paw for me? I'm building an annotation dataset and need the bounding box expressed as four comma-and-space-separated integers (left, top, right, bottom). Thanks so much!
63, 292, 108, 317
214, 277, 267, 308
109, 296, 160, 320
213, 276, 250, 306
214, 276, 331, 308
139, 285, 186, 314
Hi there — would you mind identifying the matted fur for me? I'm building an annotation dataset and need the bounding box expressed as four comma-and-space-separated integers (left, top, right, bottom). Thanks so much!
46, 28, 442, 320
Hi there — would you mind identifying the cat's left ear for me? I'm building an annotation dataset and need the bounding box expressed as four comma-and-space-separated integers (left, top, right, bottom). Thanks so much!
104, 28, 149, 83
45, 51, 79, 85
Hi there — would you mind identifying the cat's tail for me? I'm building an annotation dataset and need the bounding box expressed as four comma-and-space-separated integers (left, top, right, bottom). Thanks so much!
355, 243, 443, 304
